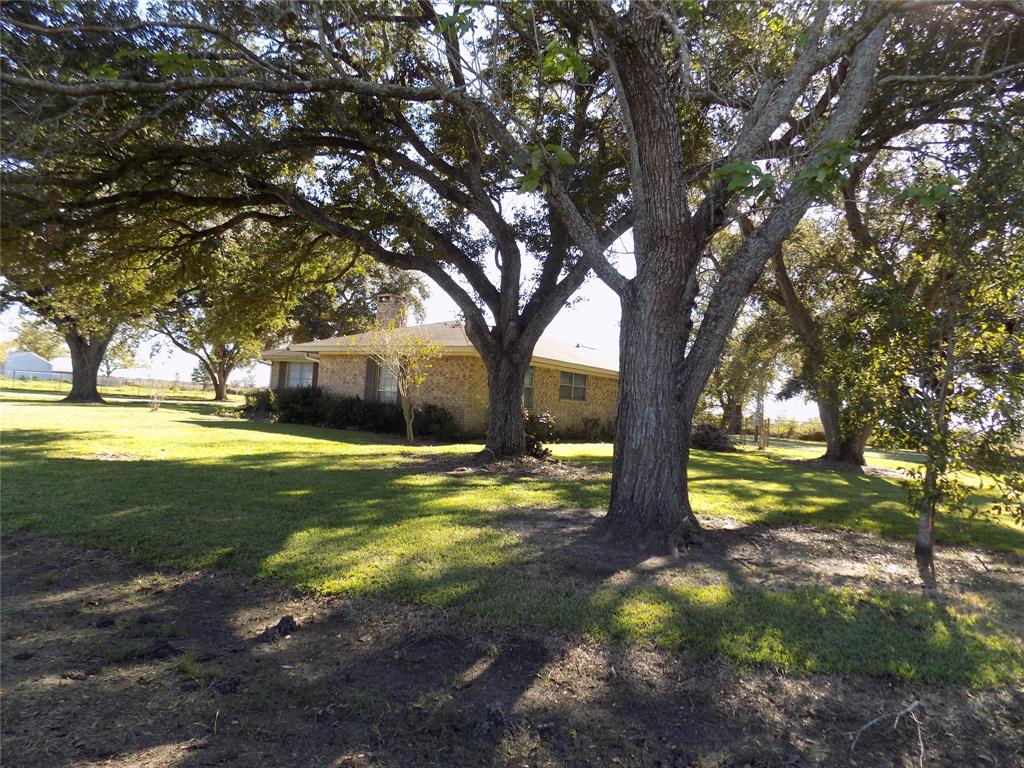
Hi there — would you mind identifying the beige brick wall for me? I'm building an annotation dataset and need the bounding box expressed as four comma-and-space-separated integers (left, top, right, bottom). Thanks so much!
304, 351, 618, 438
530, 365, 618, 436
317, 355, 368, 398
311, 352, 490, 435
418, 354, 490, 435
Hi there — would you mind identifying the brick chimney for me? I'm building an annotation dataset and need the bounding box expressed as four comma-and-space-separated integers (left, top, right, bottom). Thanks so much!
376, 293, 407, 328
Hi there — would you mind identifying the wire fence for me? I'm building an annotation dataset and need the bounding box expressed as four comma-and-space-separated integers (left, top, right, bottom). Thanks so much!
718, 415, 827, 450
1, 369, 210, 392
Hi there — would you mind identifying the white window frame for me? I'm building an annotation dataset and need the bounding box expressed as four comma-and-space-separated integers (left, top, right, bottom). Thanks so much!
523, 365, 535, 409
376, 364, 399, 404
559, 371, 588, 401
286, 362, 315, 388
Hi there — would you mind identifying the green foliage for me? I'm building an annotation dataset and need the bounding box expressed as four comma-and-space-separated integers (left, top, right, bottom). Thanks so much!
523, 410, 554, 458
190, 364, 211, 386
512, 144, 577, 193
437, 10, 474, 35
861, 120, 1024, 536
241, 388, 277, 419
14, 315, 66, 359
269, 386, 462, 442
158, 222, 335, 387
111, 48, 213, 77
896, 175, 957, 209
100, 326, 143, 376
541, 39, 591, 82
275, 385, 327, 426
415, 403, 462, 442
703, 290, 796, 423
287, 262, 427, 344
794, 140, 860, 200
711, 160, 775, 201
524, 409, 556, 440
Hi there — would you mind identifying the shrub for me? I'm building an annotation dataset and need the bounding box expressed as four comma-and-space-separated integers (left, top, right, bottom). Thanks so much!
275, 386, 326, 425
322, 395, 362, 430
795, 428, 827, 443
580, 416, 612, 442
523, 409, 556, 457
242, 388, 277, 419
356, 399, 407, 434
691, 421, 736, 452
524, 410, 556, 442
257, 387, 461, 442
416, 403, 461, 441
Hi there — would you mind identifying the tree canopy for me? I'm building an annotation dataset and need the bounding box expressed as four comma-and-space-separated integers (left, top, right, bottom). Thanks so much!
2, 1, 1021, 546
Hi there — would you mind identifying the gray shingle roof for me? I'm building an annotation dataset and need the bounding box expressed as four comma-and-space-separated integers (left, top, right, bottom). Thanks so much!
264, 320, 618, 376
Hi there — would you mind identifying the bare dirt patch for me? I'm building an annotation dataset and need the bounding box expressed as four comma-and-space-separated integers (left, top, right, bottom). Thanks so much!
498, 509, 1024, 638
446, 455, 603, 482
75, 452, 145, 462
499, 508, 1023, 589
2, 531, 1022, 767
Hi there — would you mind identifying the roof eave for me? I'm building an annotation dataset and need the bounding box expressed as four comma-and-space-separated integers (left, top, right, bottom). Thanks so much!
261, 350, 317, 362
529, 356, 618, 377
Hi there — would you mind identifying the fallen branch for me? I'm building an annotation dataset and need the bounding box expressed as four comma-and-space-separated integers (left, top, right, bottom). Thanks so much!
849, 700, 925, 766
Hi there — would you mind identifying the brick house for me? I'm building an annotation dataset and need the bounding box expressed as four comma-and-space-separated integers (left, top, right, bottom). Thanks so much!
262, 299, 619, 437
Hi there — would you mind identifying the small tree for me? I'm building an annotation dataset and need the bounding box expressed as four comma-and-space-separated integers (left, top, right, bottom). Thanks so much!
14, 314, 66, 360
868, 123, 1024, 565
190, 363, 211, 390
100, 326, 143, 377
0, 339, 15, 364
364, 325, 443, 443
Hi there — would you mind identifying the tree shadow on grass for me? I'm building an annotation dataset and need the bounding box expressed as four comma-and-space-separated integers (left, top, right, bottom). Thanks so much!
181, 415, 476, 449
3, 427, 1020, 694
3, 532, 1021, 768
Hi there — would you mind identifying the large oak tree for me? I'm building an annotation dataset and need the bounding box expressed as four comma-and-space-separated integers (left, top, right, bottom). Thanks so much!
2, 1, 1020, 547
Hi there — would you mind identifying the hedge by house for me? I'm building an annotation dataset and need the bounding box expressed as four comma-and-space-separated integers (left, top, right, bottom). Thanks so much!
245, 387, 461, 442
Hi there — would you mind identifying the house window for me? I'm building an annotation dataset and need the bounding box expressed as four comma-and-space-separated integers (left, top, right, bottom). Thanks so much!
523, 366, 534, 409
376, 364, 399, 403
285, 362, 315, 388
559, 371, 587, 401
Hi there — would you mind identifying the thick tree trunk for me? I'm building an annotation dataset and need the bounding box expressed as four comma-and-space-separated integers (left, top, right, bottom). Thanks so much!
64, 331, 112, 403
603, 295, 701, 553
212, 377, 228, 401
207, 362, 232, 401
598, 23, 702, 553
817, 396, 872, 465
566, 12, 888, 554
482, 354, 529, 457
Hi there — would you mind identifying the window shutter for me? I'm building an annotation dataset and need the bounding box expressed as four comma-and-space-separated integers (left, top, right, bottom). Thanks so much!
311, 362, 319, 388
277, 362, 288, 389
364, 357, 376, 400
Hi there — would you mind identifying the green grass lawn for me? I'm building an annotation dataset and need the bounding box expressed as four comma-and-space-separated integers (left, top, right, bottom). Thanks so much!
0, 376, 242, 402
2, 393, 1021, 687
550, 441, 1014, 550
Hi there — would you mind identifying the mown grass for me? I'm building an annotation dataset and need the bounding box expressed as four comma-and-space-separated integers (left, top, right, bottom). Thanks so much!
550, 442, 1016, 551
2, 393, 1021, 688
0, 376, 242, 402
